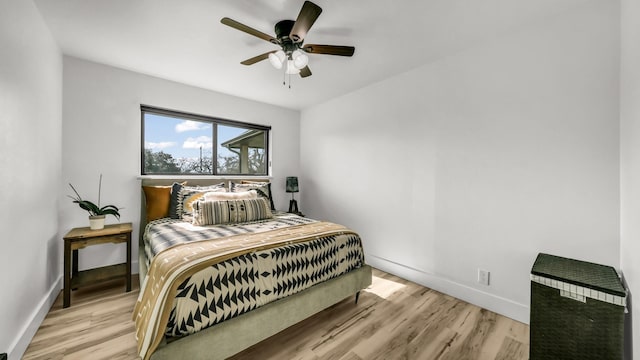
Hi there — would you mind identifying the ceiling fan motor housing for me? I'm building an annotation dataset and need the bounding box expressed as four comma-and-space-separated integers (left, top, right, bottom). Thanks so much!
275, 20, 295, 40
275, 20, 301, 55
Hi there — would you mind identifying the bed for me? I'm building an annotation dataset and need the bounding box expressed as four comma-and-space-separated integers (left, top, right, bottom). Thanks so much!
134, 179, 372, 360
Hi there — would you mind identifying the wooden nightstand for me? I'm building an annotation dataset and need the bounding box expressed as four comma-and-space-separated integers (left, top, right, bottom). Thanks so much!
63, 222, 132, 308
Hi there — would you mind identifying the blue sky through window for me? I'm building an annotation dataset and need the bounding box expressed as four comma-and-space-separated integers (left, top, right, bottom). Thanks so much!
144, 113, 245, 160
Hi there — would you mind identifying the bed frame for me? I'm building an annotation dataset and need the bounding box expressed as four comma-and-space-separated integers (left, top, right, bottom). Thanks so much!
138, 178, 372, 360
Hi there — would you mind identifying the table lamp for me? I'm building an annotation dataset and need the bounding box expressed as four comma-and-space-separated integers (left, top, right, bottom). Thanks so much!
286, 176, 299, 213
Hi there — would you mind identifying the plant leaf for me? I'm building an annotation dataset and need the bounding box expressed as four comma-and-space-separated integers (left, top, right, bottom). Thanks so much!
74, 200, 99, 215
100, 207, 121, 219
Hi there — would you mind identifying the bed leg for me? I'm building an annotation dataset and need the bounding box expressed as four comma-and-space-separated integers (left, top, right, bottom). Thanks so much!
355, 291, 361, 304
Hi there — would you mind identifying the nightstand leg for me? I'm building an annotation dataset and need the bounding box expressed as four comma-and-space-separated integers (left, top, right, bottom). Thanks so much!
63, 240, 71, 308
126, 233, 131, 292
72, 249, 78, 275
71, 249, 79, 290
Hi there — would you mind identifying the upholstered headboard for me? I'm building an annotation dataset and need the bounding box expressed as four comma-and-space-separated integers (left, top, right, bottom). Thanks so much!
139, 177, 271, 233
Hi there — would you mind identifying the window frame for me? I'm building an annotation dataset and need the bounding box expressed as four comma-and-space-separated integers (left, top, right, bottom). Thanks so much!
140, 105, 271, 176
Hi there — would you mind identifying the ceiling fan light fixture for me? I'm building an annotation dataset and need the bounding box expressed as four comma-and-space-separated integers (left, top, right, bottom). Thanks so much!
268, 50, 286, 69
291, 50, 309, 69
286, 60, 301, 74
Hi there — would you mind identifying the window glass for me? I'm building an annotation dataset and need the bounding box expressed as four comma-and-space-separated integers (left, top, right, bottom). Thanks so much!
218, 125, 267, 175
142, 106, 269, 175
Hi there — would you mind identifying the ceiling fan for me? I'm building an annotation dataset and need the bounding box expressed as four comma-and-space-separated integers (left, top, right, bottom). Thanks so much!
221, 1, 355, 79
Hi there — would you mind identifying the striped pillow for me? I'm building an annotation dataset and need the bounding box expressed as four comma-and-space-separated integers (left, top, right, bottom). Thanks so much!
193, 198, 273, 226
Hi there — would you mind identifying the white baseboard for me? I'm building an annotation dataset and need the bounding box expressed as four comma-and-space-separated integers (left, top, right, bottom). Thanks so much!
9, 275, 62, 360
367, 254, 530, 324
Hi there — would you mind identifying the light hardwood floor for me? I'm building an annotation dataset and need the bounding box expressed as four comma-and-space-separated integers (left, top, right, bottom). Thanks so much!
23, 269, 529, 360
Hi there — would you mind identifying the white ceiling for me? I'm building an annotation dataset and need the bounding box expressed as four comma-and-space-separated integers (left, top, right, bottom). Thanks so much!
34, 0, 592, 110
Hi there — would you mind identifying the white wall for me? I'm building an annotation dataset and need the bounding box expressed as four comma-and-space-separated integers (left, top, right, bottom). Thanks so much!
0, 0, 62, 359
0, 0, 630, 357
61, 57, 301, 272
620, 0, 640, 357
301, 0, 620, 323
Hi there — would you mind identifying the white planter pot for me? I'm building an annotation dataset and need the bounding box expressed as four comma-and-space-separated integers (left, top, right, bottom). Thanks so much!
89, 215, 105, 230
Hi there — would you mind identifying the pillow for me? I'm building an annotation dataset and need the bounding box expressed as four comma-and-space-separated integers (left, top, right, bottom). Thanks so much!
193, 198, 273, 226
204, 190, 258, 202
177, 183, 226, 220
231, 181, 275, 210
168, 181, 187, 219
142, 185, 171, 221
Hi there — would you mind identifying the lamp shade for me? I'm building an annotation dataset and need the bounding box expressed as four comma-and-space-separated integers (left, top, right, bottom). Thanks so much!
285, 59, 300, 75
268, 50, 286, 69
291, 50, 309, 69
286, 176, 299, 193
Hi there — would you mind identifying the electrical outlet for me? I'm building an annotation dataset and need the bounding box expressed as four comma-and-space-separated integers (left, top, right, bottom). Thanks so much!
478, 269, 490, 286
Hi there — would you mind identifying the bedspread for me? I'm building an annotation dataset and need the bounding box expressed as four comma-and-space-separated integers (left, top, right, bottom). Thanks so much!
134, 221, 365, 360
143, 212, 317, 262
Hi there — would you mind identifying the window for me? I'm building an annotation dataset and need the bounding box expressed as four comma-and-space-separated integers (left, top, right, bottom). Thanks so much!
141, 106, 270, 175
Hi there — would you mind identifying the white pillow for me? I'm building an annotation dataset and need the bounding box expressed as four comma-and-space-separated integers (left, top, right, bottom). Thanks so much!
203, 189, 258, 202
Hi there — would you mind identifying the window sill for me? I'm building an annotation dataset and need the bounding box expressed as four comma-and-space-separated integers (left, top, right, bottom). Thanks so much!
137, 175, 272, 181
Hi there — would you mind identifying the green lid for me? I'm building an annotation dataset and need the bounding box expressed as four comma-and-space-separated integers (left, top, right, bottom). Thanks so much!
531, 253, 625, 297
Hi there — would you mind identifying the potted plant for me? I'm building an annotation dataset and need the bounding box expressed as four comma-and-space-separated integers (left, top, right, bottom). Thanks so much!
68, 174, 120, 230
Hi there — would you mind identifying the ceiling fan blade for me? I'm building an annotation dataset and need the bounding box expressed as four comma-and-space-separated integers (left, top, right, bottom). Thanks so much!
299, 66, 312, 78
302, 44, 355, 57
221, 17, 278, 44
290, 1, 322, 43
240, 51, 276, 65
